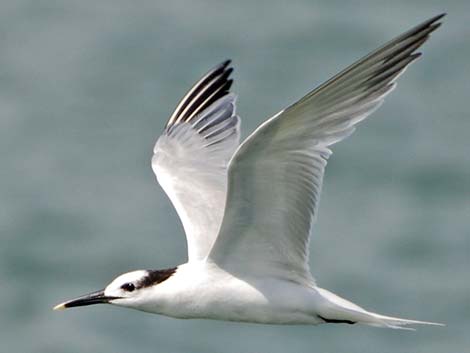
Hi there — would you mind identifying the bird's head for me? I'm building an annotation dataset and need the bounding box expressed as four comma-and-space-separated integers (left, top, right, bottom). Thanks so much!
53, 268, 176, 311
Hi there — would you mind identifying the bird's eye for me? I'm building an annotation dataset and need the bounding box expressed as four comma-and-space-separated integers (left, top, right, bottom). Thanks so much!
121, 283, 135, 292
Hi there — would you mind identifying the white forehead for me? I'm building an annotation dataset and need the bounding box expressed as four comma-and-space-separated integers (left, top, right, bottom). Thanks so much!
107, 270, 147, 289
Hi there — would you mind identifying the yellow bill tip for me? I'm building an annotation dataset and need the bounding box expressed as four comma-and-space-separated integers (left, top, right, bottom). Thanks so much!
53, 302, 66, 311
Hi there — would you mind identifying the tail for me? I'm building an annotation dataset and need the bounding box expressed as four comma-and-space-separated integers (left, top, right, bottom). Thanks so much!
316, 288, 444, 330
361, 312, 444, 330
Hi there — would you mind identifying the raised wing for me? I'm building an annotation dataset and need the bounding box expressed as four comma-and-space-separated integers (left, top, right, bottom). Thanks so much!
209, 15, 444, 284
152, 61, 240, 262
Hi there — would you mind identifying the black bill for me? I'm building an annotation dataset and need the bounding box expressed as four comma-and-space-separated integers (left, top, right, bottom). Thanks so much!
53, 289, 120, 310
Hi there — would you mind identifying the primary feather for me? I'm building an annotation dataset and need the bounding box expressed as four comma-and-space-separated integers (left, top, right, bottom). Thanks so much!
152, 61, 240, 261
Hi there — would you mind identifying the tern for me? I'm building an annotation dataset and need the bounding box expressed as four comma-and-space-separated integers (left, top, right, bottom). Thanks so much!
54, 14, 445, 329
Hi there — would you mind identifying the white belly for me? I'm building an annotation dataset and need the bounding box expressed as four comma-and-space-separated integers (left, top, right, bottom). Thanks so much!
134, 262, 325, 325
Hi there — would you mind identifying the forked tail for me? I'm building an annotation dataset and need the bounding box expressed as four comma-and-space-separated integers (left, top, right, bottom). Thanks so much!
360, 312, 444, 330
316, 288, 443, 330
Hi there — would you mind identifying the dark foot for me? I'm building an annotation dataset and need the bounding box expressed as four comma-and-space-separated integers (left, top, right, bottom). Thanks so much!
318, 315, 356, 325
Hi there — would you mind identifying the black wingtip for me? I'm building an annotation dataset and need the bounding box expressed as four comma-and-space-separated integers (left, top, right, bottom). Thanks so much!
225, 67, 234, 76
434, 12, 447, 21
424, 13, 446, 29
213, 60, 233, 79
221, 59, 232, 69
419, 14, 445, 41
412, 52, 422, 61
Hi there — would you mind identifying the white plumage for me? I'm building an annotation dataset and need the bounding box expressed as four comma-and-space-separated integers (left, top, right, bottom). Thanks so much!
54, 14, 445, 330
153, 93, 240, 261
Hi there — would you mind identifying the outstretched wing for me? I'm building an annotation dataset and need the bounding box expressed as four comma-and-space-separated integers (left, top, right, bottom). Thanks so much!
152, 61, 240, 262
209, 15, 444, 284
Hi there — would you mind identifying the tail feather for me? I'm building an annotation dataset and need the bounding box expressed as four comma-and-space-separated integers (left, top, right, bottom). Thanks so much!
316, 288, 444, 330
367, 312, 444, 330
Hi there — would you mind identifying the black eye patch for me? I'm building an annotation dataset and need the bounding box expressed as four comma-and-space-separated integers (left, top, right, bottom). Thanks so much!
121, 282, 135, 292
137, 268, 176, 289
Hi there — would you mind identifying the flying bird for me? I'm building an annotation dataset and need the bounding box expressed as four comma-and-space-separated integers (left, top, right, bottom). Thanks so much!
54, 14, 445, 329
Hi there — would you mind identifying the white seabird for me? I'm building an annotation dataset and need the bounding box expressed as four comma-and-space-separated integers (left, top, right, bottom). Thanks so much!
54, 14, 445, 329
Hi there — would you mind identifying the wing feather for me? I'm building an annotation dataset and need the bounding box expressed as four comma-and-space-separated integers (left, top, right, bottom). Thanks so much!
208, 15, 444, 284
153, 62, 240, 261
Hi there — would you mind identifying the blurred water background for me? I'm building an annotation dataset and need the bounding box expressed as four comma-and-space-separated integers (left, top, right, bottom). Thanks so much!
1, 1, 469, 352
